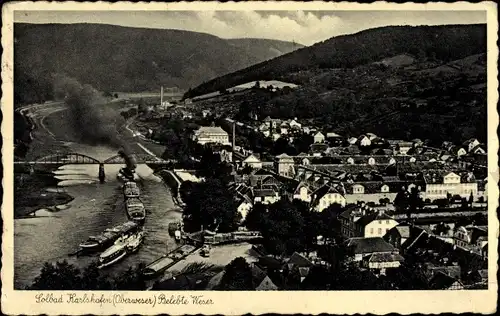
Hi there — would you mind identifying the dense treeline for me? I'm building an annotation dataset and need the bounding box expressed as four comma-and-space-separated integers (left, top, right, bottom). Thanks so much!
14, 23, 301, 100
185, 24, 486, 98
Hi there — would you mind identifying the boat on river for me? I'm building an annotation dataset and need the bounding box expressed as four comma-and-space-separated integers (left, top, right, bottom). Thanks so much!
123, 181, 140, 198
98, 230, 145, 269
125, 197, 146, 222
78, 221, 140, 251
142, 244, 199, 278
118, 167, 136, 182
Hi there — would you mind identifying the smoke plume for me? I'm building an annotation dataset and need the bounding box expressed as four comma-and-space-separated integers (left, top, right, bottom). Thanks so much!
118, 147, 137, 171
53, 74, 136, 170
53, 74, 121, 147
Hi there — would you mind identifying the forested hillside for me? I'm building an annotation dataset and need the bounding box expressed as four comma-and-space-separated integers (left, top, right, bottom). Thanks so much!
185, 24, 486, 98
13, 23, 303, 105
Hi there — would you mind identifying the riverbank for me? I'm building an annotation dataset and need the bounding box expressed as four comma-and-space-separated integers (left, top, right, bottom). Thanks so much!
14, 173, 75, 218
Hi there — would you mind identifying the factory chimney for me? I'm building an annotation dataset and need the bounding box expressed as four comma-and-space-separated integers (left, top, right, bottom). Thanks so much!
160, 86, 164, 106
232, 122, 236, 150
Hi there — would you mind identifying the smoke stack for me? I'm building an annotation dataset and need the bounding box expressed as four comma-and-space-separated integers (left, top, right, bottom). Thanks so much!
160, 86, 164, 106
232, 122, 236, 150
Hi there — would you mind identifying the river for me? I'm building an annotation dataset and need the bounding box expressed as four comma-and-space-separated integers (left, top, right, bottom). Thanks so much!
14, 119, 181, 289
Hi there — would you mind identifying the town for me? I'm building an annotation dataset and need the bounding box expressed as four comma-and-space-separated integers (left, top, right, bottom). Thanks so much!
123, 85, 488, 290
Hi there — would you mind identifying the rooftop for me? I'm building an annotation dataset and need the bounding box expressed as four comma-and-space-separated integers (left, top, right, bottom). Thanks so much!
347, 237, 396, 255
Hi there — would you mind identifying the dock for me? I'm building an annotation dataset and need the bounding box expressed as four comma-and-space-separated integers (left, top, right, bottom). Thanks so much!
142, 244, 199, 278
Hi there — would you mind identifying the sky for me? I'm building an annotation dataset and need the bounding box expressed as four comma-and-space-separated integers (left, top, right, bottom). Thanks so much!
15, 10, 487, 46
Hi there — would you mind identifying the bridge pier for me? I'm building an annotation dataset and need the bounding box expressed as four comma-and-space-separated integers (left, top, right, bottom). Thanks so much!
98, 163, 105, 183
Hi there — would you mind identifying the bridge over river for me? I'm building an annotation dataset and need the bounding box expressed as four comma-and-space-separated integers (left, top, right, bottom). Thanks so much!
14, 152, 176, 182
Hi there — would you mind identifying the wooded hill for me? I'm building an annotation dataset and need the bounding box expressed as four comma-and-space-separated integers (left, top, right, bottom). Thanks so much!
185, 24, 486, 98
13, 23, 302, 105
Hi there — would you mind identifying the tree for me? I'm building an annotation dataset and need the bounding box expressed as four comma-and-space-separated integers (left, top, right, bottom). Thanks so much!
183, 178, 240, 233
433, 222, 451, 236
468, 192, 474, 205
393, 189, 409, 214
80, 262, 112, 290
112, 263, 147, 290
243, 203, 268, 231
30, 261, 82, 290
317, 203, 345, 242
260, 200, 307, 257
218, 257, 254, 290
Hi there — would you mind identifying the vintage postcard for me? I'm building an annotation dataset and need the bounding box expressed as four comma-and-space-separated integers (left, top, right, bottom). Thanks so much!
1, 1, 498, 315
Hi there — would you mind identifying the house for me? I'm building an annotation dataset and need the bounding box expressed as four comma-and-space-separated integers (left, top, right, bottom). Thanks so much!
153, 273, 209, 290
326, 132, 342, 139
343, 181, 400, 204
263, 116, 272, 127
364, 252, 405, 274
272, 119, 282, 129
201, 109, 212, 118
192, 126, 230, 146
366, 133, 378, 141
340, 207, 398, 238
346, 237, 401, 264
356, 211, 399, 238
293, 182, 312, 203
384, 224, 411, 249
272, 133, 281, 141
253, 187, 280, 205
371, 137, 387, 147
412, 138, 424, 147
289, 119, 302, 130
309, 143, 329, 156
357, 135, 371, 147
311, 184, 346, 211
395, 141, 413, 155
251, 264, 279, 290
302, 126, 311, 134
279, 122, 289, 135
454, 225, 488, 251
275, 153, 295, 178
463, 138, 480, 153
258, 123, 268, 131
347, 137, 357, 145
313, 132, 325, 143
470, 144, 486, 155
243, 154, 263, 169
429, 271, 464, 290
284, 252, 313, 283
207, 264, 278, 290
451, 146, 467, 157
423, 171, 478, 200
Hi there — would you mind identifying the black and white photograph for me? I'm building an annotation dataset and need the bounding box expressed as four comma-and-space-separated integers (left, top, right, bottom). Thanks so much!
2, 1, 498, 314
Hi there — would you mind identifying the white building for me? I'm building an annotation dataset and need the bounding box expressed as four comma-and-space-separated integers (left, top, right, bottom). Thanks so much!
242, 154, 263, 169
423, 171, 478, 200
293, 182, 312, 203
192, 126, 230, 146
313, 132, 325, 143
357, 135, 371, 147
311, 184, 346, 211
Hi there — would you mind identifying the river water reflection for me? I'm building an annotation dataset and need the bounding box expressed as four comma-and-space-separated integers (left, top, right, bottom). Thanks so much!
14, 144, 181, 289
